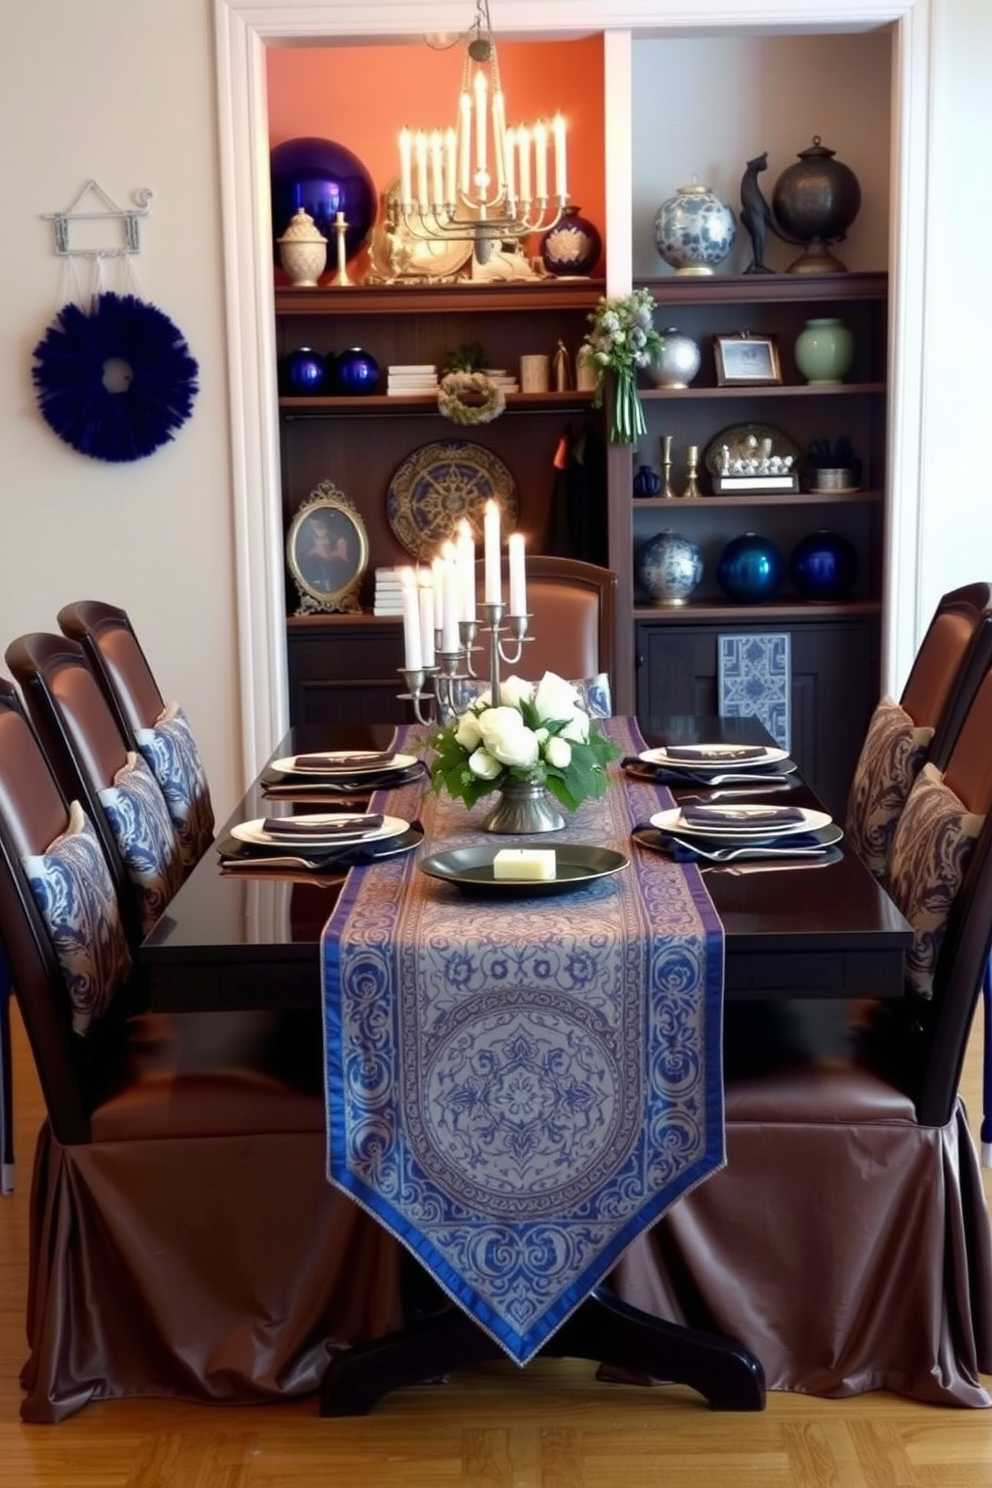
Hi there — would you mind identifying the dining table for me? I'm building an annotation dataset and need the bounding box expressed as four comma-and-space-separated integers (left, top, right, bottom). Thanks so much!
139, 713, 912, 1415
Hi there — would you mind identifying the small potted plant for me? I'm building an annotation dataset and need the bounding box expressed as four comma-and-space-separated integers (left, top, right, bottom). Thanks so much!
806, 437, 862, 492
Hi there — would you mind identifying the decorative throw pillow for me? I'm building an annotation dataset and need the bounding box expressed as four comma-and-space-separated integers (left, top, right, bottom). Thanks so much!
845, 695, 934, 878
884, 762, 985, 1000
573, 672, 613, 720
22, 801, 133, 1035
134, 701, 215, 870
98, 752, 184, 935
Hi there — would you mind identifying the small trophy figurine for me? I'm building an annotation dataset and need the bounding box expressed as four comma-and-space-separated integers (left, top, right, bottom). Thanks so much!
682, 444, 701, 500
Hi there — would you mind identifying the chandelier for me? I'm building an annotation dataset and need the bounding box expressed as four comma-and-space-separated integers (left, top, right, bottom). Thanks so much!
397, 0, 568, 265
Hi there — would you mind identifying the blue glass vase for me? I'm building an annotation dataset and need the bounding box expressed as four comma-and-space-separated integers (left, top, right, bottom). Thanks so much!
789, 531, 859, 600
282, 347, 327, 395
331, 347, 379, 396
717, 533, 785, 603
270, 136, 377, 268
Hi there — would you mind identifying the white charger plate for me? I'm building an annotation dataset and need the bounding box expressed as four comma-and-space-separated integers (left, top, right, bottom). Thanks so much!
232, 813, 408, 848
651, 805, 831, 841
270, 751, 417, 777
639, 744, 790, 771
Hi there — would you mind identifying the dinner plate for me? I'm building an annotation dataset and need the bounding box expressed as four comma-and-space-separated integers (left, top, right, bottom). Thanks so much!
216, 822, 425, 870
418, 843, 629, 896
269, 751, 417, 777
232, 813, 409, 849
638, 744, 790, 771
650, 805, 832, 841
633, 821, 843, 864
386, 439, 519, 561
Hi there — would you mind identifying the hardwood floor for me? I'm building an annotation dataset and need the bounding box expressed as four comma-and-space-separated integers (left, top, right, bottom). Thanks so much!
3, 1002, 992, 1487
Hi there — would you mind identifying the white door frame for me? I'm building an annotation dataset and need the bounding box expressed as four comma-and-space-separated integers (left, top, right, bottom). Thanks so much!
214, 0, 931, 782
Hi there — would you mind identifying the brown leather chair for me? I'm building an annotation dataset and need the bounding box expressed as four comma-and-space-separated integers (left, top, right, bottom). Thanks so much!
0, 680, 402, 1421
474, 553, 616, 685
610, 665, 992, 1406
901, 580, 992, 761
57, 598, 165, 746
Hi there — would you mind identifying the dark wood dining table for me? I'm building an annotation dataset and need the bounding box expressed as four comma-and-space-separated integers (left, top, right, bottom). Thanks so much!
138, 715, 911, 1416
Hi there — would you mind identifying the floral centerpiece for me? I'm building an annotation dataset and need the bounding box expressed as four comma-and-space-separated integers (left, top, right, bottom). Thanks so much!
426, 671, 620, 832
581, 287, 663, 444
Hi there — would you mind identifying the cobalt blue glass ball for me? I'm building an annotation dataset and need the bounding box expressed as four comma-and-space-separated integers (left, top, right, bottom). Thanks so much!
270, 136, 377, 267
717, 533, 785, 603
282, 347, 326, 395
331, 347, 379, 395
789, 530, 859, 599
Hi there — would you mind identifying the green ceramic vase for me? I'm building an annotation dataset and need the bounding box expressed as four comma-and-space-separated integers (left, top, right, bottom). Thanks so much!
794, 317, 855, 385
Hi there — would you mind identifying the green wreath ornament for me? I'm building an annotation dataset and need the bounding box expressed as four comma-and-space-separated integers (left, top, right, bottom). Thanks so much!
437, 370, 506, 426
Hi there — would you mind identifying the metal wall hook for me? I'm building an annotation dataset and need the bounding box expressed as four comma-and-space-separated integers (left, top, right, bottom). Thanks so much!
42, 180, 153, 258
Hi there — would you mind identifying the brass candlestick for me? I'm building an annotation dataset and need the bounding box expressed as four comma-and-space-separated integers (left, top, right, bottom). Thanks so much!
661, 435, 677, 500
682, 443, 701, 500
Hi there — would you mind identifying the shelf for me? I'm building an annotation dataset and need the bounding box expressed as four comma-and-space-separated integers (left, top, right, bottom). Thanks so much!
632, 489, 883, 509
280, 390, 596, 416
634, 272, 887, 307
633, 599, 882, 622
275, 280, 605, 317
639, 383, 885, 400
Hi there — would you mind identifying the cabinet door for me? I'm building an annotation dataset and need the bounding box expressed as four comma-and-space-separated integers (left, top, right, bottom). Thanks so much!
635, 616, 879, 819
287, 620, 409, 727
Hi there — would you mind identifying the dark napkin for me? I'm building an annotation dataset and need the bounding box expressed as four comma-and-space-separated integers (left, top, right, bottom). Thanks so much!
678, 804, 806, 830
620, 756, 792, 788
293, 752, 396, 770
260, 813, 384, 837
217, 820, 423, 871
632, 822, 826, 863
661, 745, 770, 762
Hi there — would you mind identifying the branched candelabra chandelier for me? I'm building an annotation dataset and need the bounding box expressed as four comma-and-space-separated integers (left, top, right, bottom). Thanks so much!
398, 0, 568, 265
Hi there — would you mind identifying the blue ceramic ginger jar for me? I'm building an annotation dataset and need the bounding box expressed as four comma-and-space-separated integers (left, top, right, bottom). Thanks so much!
789, 531, 859, 600
653, 179, 736, 277
331, 347, 379, 395
283, 347, 327, 395
637, 531, 703, 607
717, 533, 785, 603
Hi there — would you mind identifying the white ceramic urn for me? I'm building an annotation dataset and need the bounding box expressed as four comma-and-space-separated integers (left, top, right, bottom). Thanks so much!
277, 208, 327, 288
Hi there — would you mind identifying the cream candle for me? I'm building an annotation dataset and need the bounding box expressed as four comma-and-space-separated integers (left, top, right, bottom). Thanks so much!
553, 114, 567, 197
432, 555, 445, 639
459, 92, 472, 195
399, 128, 413, 207
508, 532, 527, 616
533, 120, 548, 199
456, 519, 476, 622
473, 70, 488, 175
415, 131, 429, 213
417, 570, 435, 669
441, 542, 460, 653
399, 567, 422, 671
444, 127, 457, 205
483, 501, 502, 604
518, 126, 532, 203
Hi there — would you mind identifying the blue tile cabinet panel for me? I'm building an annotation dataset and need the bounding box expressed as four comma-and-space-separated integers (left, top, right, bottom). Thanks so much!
634, 616, 880, 821
717, 632, 791, 753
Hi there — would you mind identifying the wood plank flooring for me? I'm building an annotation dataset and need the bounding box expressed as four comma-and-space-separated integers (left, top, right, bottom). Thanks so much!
3, 1001, 992, 1487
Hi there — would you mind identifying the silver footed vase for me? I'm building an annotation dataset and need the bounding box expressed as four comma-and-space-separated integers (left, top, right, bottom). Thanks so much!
483, 780, 565, 835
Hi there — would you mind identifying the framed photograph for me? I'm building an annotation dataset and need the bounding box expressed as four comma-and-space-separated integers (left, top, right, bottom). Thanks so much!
286, 481, 369, 614
713, 333, 782, 387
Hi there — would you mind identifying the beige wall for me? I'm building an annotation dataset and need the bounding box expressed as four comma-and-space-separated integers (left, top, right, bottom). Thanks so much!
1, 0, 990, 819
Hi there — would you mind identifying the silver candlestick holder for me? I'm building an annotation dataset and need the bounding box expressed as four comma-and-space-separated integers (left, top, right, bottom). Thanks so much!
398, 605, 532, 725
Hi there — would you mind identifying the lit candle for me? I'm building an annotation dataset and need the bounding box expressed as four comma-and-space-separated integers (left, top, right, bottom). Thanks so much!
415, 130, 429, 213
429, 129, 444, 212
399, 567, 422, 671
492, 90, 507, 193
473, 69, 488, 176
508, 533, 527, 616
444, 126, 457, 205
483, 500, 502, 605
552, 114, 567, 197
432, 555, 445, 641
533, 120, 548, 199
441, 542, 460, 653
504, 126, 517, 202
459, 92, 472, 195
399, 127, 413, 208
518, 126, 532, 204
456, 518, 476, 622
417, 570, 435, 669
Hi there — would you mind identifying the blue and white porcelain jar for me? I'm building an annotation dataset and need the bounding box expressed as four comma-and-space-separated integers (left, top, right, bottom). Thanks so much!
637, 531, 703, 607
653, 179, 736, 277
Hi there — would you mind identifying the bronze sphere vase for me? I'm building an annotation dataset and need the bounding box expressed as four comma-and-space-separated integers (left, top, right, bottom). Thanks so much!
772, 136, 861, 274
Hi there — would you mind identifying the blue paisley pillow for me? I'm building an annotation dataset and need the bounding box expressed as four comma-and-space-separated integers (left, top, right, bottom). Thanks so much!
135, 702, 214, 871
22, 801, 133, 1034
884, 762, 985, 1000
845, 696, 934, 879
98, 752, 183, 936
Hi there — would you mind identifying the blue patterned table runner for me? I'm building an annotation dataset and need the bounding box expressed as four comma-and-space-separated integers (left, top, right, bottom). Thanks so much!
321, 717, 725, 1364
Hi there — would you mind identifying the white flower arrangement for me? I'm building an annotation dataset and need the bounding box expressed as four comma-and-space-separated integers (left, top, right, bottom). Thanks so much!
581, 288, 663, 443
437, 370, 506, 426
427, 671, 620, 811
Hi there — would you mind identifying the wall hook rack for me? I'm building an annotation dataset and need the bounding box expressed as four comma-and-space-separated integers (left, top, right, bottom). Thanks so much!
42, 180, 153, 257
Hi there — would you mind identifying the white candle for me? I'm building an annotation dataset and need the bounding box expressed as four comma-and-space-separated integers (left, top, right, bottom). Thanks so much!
492, 91, 507, 192
473, 69, 488, 176
399, 567, 422, 671
444, 126, 457, 205
459, 92, 472, 195
533, 120, 548, 199
415, 130, 429, 213
517, 126, 532, 204
432, 555, 445, 641
508, 533, 527, 616
483, 500, 502, 604
553, 114, 567, 197
456, 519, 476, 622
399, 127, 413, 208
417, 571, 435, 669
441, 542, 460, 653
504, 127, 516, 203
429, 129, 444, 212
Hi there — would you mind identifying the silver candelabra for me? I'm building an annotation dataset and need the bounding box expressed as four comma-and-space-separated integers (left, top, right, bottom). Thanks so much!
398, 602, 532, 726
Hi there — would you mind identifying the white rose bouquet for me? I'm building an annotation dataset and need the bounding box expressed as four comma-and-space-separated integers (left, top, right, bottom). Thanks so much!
581, 287, 663, 444
426, 671, 620, 812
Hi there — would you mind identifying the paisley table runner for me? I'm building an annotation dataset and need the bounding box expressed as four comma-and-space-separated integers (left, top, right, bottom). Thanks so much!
321, 716, 725, 1364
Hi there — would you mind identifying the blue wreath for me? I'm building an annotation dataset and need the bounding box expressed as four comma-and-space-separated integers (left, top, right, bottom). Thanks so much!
32, 291, 199, 463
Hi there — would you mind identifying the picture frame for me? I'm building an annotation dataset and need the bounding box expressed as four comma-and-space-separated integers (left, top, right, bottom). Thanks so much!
713, 333, 782, 387
286, 480, 369, 614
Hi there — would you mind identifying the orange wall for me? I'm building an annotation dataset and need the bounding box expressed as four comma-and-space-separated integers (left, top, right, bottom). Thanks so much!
266, 36, 606, 277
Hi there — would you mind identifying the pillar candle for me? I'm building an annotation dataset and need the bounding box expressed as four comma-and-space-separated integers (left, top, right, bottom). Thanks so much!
552, 114, 567, 197
432, 555, 445, 639
399, 567, 422, 671
508, 533, 527, 616
456, 519, 476, 622
417, 570, 435, 668
441, 542, 460, 653
483, 501, 502, 604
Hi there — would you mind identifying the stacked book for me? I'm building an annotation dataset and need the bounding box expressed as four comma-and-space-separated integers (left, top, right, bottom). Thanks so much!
372, 568, 405, 616
483, 367, 520, 394
386, 364, 438, 397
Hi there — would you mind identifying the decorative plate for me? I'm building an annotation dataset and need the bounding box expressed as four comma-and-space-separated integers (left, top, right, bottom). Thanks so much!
418, 843, 628, 896
703, 422, 801, 477
367, 180, 474, 283
387, 439, 519, 561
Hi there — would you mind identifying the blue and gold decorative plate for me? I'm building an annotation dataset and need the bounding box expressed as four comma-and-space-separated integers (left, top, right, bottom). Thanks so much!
387, 439, 519, 560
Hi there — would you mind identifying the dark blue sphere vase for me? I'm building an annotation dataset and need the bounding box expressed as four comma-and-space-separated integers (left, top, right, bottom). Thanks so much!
331, 347, 379, 396
789, 530, 859, 600
717, 533, 785, 603
540, 206, 603, 277
282, 347, 326, 396
270, 136, 377, 268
